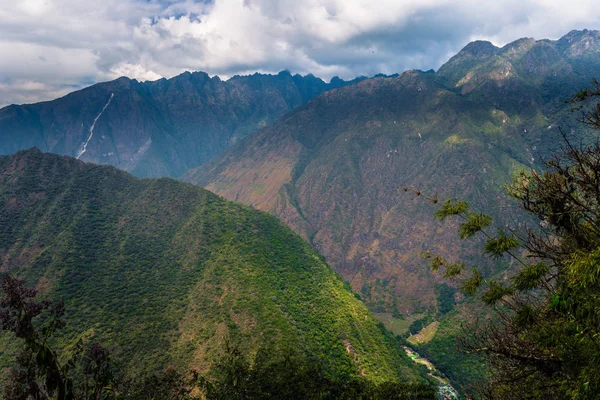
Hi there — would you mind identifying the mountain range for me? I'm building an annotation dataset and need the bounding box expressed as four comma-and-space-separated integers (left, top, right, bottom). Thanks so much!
3, 29, 599, 316
185, 29, 600, 315
2, 28, 600, 394
0, 71, 362, 178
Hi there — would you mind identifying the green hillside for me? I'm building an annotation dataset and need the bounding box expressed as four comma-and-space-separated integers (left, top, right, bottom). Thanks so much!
0, 148, 422, 386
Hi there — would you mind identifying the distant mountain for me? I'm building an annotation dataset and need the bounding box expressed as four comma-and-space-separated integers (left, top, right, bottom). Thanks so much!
0, 148, 421, 383
0, 71, 362, 178
437, 29, 600, 112
185, 30, 600, 314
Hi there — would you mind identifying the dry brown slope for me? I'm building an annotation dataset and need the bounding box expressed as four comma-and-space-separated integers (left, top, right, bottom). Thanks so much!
186, 70, 540, 313
188, 31, 600, 314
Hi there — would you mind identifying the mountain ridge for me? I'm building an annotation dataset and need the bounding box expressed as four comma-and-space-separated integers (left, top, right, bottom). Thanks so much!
186, 29, 600, 314
0, 71, 366, 178
0, 148, 424, 384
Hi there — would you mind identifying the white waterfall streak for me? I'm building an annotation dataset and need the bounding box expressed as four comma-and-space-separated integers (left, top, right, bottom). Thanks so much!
76, 93, 114, 159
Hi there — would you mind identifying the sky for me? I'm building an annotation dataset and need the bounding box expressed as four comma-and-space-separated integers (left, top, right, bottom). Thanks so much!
1, 0, 600, 107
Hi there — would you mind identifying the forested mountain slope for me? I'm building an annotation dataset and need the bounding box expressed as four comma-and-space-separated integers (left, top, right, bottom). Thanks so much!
0, 149, 420, 384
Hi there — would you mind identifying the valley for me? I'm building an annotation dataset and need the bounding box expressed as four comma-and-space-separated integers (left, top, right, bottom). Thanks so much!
1, 24, 600, 398
187, 30, 600, 315
402, 347, 459, 400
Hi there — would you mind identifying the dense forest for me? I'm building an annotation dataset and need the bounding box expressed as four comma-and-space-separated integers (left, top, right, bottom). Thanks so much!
0, 149, 435, 399
0, 274, 435, 399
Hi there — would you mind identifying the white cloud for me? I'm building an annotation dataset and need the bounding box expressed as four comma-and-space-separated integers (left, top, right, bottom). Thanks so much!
0, 0, 599, 106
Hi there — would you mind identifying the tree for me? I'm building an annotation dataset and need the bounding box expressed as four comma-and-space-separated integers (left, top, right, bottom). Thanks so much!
417, 81, 600, 399
0, 274, 77, 400
0, 274, 204, 400
119, 368, 199, 400
1, 274, 437, 399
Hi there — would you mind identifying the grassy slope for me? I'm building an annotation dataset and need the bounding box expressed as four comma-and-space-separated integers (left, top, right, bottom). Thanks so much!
0, 149, 421, 384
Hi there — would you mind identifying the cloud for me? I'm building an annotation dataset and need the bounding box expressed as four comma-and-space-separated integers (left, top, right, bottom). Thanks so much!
1, 0, 599, 106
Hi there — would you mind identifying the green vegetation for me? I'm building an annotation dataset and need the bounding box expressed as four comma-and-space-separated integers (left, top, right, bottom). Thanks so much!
406, 316, 435, 337
0, 149, 424, 389
374, 313, 426, 337
415, 304, 487, 394
0, 275, 436, 400
436, 284, 456, 315
420, 82, 600, 398
205, 340, 435, 400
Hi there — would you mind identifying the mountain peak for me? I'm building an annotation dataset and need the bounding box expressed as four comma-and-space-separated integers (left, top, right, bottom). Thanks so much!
436, 40, 499, 85
13, 147, 42, 156
558, 29, 594, 44
499, 37, 536, 55
460, 40, 499, 57
556, 29, 600, 60
171, 70, 210, 82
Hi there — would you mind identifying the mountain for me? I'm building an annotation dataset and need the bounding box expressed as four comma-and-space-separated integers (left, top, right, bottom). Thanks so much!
437, 29, 600, 113
185, 30, 600, 315
0, 148, 421, 384
0, 71, 362, 178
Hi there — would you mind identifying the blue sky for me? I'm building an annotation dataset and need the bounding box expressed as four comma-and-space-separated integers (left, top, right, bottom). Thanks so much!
1, 0, 599, 107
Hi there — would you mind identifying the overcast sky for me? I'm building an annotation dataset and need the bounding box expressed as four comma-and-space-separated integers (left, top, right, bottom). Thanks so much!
1, 0, 600, 107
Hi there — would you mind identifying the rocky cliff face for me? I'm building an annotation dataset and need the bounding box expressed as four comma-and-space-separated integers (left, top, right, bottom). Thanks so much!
186, 30, 600, 314
0, 71, 361, 177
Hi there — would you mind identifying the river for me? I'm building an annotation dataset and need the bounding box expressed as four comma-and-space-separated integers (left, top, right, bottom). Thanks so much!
402, 346, 460, 400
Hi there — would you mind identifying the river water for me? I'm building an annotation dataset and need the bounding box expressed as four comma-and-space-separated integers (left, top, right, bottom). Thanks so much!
402, 346, 460, 400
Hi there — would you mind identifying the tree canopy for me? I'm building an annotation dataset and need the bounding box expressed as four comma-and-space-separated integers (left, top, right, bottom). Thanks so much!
424, 81, 600, 399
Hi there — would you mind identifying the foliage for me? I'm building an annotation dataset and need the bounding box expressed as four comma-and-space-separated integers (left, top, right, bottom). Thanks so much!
0, 275, 435, 399
416, 309, 487, 394
436, 284, 456, 315
203, 339, 436, 400
0, 275, 77, 399
406, 316, 434, 337
0, 149, 425, 390
118, 369, 199, 400
422, 81, 600, 399
1, 275, 123, 400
